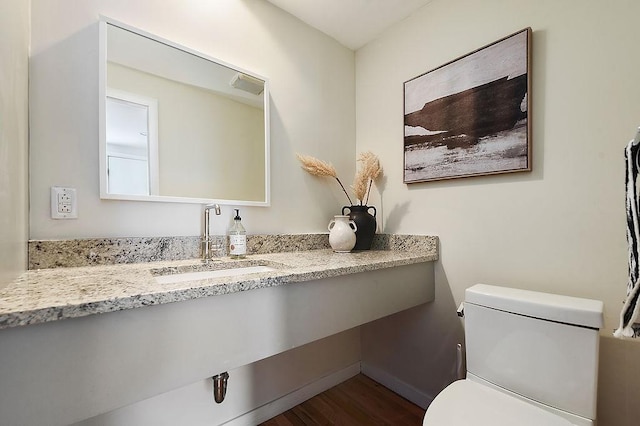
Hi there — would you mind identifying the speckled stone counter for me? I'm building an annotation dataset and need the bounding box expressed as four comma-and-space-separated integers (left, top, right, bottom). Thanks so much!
2, 235, 438, 330
28, 234, 333, 269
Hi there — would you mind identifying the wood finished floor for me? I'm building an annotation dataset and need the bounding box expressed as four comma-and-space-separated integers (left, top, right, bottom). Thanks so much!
259, 374, 425, 425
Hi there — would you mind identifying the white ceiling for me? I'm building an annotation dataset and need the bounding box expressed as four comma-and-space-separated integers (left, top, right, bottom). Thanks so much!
265, 0, 434, 50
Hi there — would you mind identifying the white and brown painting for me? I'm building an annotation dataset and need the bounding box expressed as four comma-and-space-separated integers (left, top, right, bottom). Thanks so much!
404, 28, 531, 183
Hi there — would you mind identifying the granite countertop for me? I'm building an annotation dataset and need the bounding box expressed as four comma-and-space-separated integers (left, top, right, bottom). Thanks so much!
0, 248, 437, 330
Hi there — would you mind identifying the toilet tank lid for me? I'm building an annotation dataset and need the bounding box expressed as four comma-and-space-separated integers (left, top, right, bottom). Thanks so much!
465, 284, 604, 329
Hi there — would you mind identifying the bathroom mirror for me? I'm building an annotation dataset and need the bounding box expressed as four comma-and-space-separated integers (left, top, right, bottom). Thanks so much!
98, 18, 270, 206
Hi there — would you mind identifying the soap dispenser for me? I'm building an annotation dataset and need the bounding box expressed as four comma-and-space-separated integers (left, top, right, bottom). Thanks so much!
228, 209, 247, 259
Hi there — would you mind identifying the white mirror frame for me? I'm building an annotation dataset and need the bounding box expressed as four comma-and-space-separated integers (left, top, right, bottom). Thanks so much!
98, 17, 271, 206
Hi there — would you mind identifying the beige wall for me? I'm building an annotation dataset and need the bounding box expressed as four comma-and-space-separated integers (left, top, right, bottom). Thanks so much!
0, 0, 29, 289
356, 0, 640, 424
29, 0, 356, 239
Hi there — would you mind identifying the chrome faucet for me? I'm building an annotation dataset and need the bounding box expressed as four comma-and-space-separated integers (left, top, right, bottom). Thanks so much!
201, 203, 221, 261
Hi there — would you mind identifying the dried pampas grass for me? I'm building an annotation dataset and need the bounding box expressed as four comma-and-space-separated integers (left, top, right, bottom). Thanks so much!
296, 154, 337, 178
296, 151, 382, 206
352, 151, 383, 205
352, 170, 369, 204
297, 154, 353, 204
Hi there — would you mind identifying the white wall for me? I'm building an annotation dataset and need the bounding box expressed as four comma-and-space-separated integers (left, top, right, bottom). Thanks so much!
30, 0, 356, 239
356, 0, 640, 424
28, 1, 360, 424
0, 0, 29, 290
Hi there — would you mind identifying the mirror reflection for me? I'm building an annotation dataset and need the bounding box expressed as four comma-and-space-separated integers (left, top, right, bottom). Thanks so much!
106, 89, 158, 196
100, 21, 269, 205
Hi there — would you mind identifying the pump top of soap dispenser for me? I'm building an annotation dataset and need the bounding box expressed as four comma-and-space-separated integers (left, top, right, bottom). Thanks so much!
231, 209, 245, 234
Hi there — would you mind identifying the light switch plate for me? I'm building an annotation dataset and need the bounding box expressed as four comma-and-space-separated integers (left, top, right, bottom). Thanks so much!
51, 187, 78, 219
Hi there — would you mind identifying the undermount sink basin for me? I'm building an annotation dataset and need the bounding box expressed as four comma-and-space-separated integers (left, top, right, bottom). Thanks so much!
152, 261, 279, 285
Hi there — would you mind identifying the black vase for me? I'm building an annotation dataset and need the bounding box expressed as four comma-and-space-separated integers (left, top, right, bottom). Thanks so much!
342, 205, 377, 250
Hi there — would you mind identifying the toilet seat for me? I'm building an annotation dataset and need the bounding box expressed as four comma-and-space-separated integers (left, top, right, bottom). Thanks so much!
423, 379, 575, 426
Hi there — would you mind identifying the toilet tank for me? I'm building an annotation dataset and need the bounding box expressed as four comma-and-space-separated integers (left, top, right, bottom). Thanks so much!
464, 284, 604, 421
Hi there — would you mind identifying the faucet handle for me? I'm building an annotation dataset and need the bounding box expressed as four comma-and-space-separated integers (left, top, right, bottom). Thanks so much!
211, 239, 224, 256
201, 237, 224, 262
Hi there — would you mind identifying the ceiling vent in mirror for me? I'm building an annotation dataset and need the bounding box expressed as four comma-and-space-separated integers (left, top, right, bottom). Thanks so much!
230, 73, 264, 95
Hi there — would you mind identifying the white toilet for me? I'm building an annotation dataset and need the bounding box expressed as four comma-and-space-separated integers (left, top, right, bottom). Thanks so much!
423, 284, 604, 426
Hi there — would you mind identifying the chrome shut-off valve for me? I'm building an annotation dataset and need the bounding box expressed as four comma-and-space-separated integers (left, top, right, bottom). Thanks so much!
212, 372, 229, 403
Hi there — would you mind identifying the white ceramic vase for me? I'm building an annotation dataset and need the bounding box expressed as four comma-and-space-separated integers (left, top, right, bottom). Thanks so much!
328, 215, 357, 253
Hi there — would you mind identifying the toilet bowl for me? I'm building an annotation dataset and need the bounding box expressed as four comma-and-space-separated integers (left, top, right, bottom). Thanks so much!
423, 379, 575, 425
423, 284, 604, 426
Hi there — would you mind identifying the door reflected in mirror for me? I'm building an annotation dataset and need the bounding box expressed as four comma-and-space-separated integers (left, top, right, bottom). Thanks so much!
106, 89, 158, 196
99, 19, 270, 205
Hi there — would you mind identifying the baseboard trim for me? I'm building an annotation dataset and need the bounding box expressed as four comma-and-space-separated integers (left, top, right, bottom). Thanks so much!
222, 363, 361, 426
361, 362, 434, 410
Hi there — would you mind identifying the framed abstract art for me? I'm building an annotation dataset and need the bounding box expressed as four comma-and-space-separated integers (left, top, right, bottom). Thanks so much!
404, 28, 532, 183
